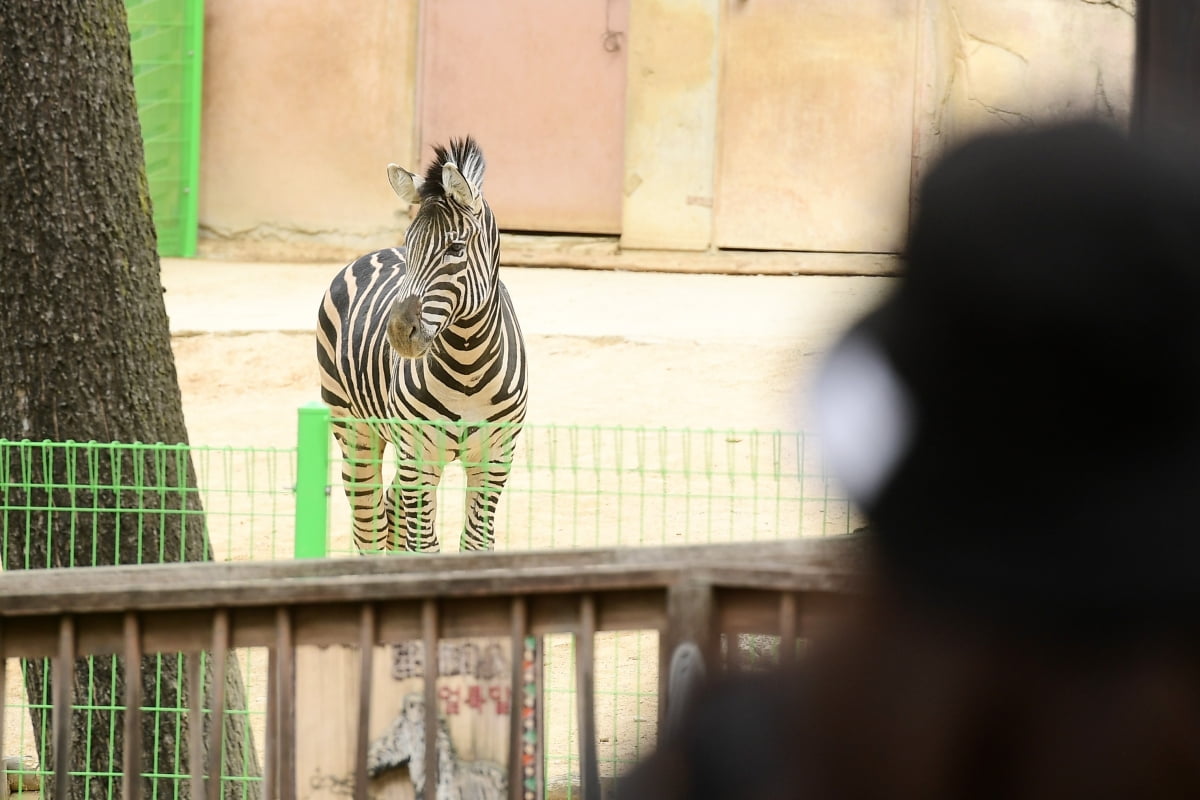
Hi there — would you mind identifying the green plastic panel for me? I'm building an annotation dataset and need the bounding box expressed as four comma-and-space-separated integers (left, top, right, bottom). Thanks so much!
126, 0, 204, 257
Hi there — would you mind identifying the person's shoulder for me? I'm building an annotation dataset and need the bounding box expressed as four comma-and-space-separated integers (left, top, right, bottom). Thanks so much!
618, 665, 812, 800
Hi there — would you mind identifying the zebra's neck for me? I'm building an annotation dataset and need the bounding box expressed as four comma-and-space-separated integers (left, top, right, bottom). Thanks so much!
431, 279, 503, 359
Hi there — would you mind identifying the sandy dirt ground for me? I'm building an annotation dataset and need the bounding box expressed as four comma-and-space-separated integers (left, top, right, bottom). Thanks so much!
5, 260, 890, 793
161, 261, 893, 439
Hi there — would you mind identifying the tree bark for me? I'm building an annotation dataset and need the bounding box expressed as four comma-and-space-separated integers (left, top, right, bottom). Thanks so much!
0, 3, 260, 799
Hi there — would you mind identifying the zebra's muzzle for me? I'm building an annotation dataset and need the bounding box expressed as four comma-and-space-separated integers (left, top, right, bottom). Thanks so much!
387, 295, 435, 359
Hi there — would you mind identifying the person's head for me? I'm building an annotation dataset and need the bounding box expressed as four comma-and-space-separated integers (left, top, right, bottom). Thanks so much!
620, 123, 1200, 800
815, 120, 1200, 639
805, 120, 1200, 798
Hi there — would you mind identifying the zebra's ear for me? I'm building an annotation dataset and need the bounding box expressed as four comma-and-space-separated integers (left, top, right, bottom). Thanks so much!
387, 164, 423, 205
442, 162, 483, 215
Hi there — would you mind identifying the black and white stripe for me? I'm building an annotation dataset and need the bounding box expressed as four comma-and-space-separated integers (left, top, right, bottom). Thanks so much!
316, 137, 528, 553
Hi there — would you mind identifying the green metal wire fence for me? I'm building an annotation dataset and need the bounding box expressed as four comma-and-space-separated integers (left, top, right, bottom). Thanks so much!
302, 403, 857, 794
126, 0, 205, 258
0, 440, 292, 799
303, 405, 857, 558
1, 405, 857, 797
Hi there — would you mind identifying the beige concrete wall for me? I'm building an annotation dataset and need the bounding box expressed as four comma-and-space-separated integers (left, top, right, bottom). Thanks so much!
618, 0, 1133, 254
620, 0, 720, 251
199, 0, 419, 252
713, 0, 919, 254
913, 0, 1136, 181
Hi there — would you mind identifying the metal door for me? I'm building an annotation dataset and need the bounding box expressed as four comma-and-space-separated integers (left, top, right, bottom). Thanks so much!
418, 0, 630, 234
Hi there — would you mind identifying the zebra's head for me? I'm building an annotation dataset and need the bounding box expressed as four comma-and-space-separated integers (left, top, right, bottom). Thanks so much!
385, 137, 498, 360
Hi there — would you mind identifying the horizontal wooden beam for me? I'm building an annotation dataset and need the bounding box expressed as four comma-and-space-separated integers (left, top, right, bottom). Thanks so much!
0, 539, 862, 658
0, 539, 862, 617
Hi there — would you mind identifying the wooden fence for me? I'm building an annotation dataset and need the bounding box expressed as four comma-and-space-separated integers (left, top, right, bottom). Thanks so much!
0, 538, 861, 800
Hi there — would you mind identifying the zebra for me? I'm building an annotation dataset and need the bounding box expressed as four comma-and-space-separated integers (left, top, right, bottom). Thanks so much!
316, 137, 528, 553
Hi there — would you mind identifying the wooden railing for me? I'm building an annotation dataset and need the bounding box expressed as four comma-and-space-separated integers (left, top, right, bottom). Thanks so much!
0, 538, 861, 800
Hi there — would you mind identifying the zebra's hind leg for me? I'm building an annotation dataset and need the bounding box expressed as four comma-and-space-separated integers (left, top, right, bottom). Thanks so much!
332, 419, 389, 554
460, 427, 519, 552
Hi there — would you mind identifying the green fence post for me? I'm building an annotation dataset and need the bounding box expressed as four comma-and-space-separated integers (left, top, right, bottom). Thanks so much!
180, 0, 205, 257
295, 402, 331, 559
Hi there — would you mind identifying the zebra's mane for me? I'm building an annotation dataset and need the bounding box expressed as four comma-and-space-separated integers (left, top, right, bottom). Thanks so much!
419, 137, 485, 201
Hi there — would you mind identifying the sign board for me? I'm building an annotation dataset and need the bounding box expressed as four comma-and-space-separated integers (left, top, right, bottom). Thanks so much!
298, 637, 543, 800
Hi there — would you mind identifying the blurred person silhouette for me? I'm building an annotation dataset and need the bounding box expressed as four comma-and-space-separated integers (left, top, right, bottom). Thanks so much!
619, 121, 1200, 800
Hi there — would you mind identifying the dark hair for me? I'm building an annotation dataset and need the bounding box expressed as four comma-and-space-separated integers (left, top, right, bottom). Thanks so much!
810, 126, 1200, 795
826, 123, 1200, 634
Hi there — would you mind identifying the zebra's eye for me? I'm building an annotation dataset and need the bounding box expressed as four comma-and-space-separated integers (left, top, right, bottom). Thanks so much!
445, 241, 466, 259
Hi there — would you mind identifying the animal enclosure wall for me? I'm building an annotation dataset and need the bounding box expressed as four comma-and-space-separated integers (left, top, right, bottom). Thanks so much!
198, 0, 1134, 260
0, 439, 290, 799
0, 543, 858, 800
303, 405, 857, 794
1, 407, 855, 797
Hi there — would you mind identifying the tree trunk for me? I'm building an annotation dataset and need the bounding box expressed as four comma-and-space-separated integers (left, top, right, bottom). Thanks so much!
0, 3, 261, 800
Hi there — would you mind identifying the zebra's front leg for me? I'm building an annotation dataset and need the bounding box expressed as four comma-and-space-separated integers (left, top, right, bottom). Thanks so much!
389, 450, 445, 553
332, 421, 389, 553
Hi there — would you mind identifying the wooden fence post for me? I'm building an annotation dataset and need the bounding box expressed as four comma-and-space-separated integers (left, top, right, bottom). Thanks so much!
1133, 0, 1200, 144
659, 578, 715, 740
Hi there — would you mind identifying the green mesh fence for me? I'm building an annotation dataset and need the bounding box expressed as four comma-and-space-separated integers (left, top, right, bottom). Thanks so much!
303, 404, 859, 795
0, 439, 292, 797
1, 406, 856, 797
308, 410, 857, 558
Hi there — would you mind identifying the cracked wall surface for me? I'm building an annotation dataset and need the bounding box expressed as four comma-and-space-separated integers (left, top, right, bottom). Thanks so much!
917, 0, 1135, 168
